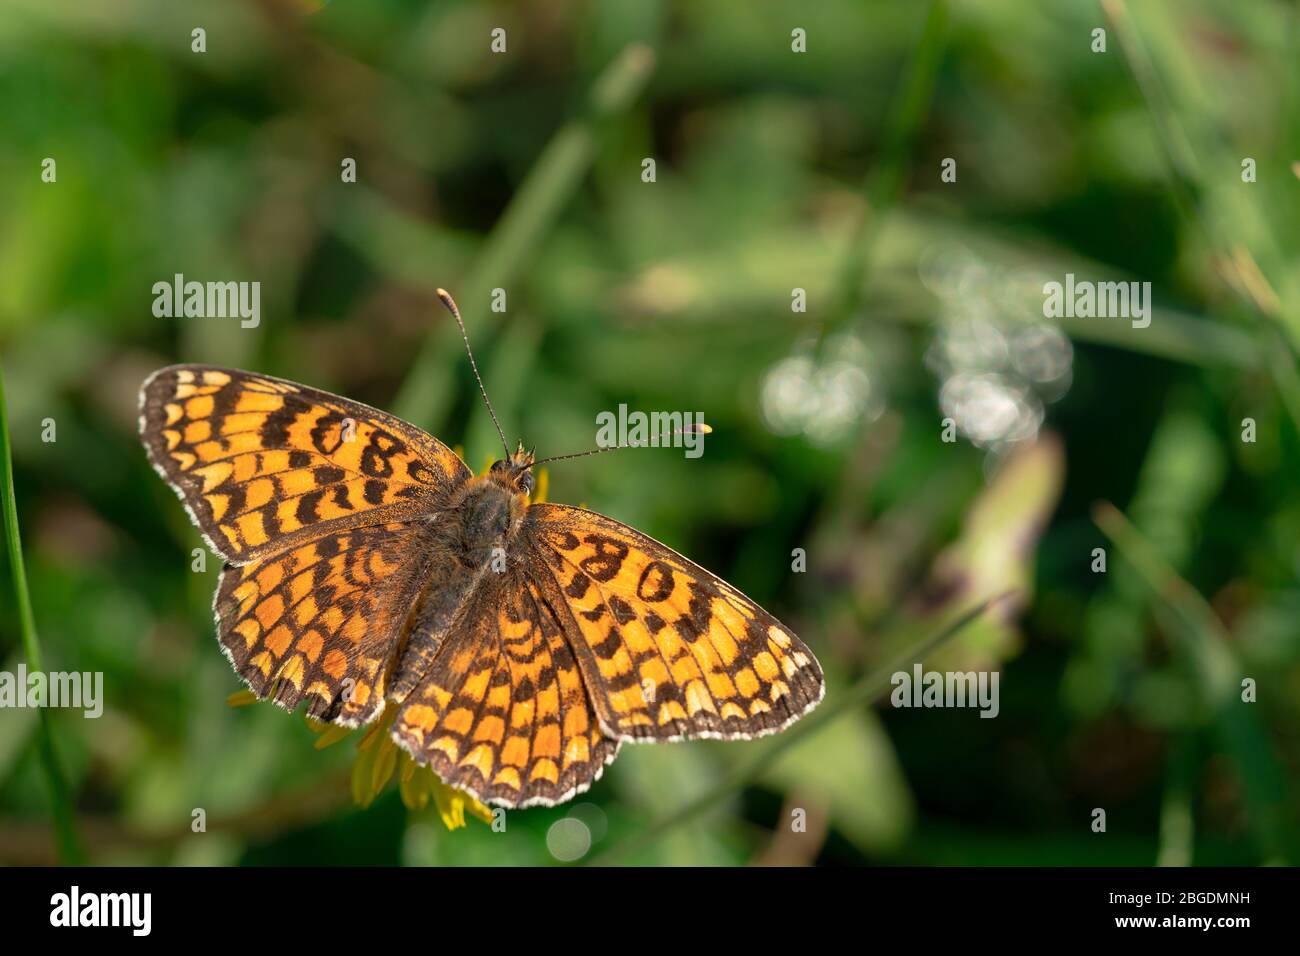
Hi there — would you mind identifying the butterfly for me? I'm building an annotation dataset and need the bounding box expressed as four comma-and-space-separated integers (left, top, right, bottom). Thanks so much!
138, 292, 824, 808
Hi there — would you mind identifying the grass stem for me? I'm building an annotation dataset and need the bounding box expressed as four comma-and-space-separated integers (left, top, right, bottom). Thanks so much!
392, 43, 656, 429
0, 364, 83, 864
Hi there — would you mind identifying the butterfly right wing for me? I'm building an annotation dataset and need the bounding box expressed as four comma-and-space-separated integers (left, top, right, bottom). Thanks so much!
523, 503, 825, 742
140, 365, 471, 565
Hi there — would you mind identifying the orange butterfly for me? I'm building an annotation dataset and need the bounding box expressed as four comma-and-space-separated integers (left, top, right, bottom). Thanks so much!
139, 291, 824, 808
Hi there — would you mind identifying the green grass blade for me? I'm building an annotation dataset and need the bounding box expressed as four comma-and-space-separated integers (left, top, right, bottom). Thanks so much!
392, 43, 656, 430
825, 0, 948, 341
1095, 501, 1292, 864
0, 363, 83, 864
1156, 733, 1196, 867
1101, 0, 1300, 431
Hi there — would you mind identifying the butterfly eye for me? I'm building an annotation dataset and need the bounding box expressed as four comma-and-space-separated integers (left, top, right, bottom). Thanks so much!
517, 472, 535, 495
489, 459, 506, 473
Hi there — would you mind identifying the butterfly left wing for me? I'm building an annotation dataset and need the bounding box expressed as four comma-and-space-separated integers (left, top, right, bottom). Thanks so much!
523, 503, 824, 742
139, 365, 471, 564
391, 566, 621, 808
215, 520, 432, 727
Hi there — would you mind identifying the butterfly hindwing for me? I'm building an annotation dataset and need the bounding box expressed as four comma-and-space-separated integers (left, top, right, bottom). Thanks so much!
139, 365, 471, 564
391, 565, 620, 808
215, 520, 432, 727
525, 503, 825, 742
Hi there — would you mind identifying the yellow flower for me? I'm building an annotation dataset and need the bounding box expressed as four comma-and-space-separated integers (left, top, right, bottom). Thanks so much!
226, 695, 493, 831
339, 703, 493, 829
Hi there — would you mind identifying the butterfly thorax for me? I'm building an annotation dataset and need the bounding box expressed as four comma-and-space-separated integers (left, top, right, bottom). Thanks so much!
387, 475, 528, 701
447, 473, 529, 565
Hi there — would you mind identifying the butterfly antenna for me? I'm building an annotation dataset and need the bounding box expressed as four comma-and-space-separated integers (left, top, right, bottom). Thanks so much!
530, 446, 621, 468
530, 424, 712, 469
436, 288, 510, 460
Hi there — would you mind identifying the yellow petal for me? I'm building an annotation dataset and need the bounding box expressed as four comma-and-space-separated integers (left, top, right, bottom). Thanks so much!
399, 760, 430, 811
431, 780, 466, 830
428, 776, 493, 830
313, 724, 355, 750
351, 743, 379, 808
399, 773, 427, 811
465, 794, 494, 825
371, 737, 398, 794
356, 719, 385, 751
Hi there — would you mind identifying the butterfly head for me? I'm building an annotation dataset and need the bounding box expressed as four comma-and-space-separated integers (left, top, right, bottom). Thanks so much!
489, 441, 537, 497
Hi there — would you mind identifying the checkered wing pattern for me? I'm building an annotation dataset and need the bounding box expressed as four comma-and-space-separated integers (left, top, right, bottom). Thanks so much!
141, 364, 826, 805
391, 567, 620, 808
525, 504, 824, 741
215, 521, 433, 727
139, 365, 470, 565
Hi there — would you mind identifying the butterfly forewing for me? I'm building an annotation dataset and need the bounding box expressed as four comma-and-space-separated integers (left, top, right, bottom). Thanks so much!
525, 503, 824, 742
139, 365, 470, 564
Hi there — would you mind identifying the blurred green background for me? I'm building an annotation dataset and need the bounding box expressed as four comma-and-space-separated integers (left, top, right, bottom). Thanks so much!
1, 0, 1298, 866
